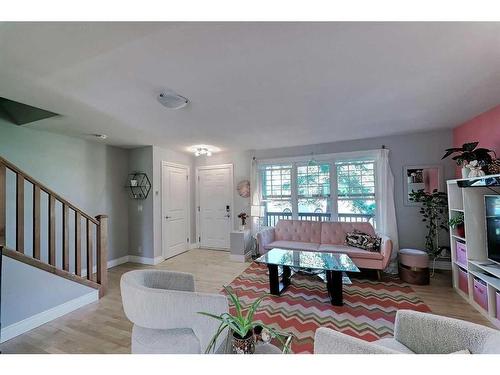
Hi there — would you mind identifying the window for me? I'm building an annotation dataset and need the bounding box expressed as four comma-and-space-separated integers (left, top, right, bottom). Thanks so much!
297, 163, 331, 221
261, 165, 292, 226
336, 160, 376, 225
260, 155, 378, 227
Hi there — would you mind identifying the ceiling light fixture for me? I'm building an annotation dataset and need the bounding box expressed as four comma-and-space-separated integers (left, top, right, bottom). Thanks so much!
157, 89, 189, 109
188, 144, 220, 157
94, 134, 107, 140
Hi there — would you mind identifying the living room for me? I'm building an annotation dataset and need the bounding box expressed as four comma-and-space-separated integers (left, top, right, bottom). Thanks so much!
1, 1, 500, 374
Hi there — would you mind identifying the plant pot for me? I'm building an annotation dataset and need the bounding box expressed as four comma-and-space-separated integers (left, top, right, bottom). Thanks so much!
232, 331, 255, 354
239, 225, 245, 231
456, 223, 465, 238
461, 167, 469, 179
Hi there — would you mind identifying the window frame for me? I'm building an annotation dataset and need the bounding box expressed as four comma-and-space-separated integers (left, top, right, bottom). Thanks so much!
258, 150, 380, 226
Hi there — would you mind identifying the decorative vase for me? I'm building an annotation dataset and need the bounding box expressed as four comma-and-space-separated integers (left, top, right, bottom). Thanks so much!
456, 223, 465, 238
239, 225, 245, 231
232, 331, 255, 354
461, 166, 469, 179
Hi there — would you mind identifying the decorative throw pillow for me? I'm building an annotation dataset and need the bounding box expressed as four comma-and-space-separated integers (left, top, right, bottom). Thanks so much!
345, 230, 381, 252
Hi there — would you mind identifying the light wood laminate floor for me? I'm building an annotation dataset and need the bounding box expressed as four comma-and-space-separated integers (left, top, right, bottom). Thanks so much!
0, 249, 492, 354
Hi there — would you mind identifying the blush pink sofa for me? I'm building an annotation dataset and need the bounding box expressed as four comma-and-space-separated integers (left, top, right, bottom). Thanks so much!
257, 220, 393, 271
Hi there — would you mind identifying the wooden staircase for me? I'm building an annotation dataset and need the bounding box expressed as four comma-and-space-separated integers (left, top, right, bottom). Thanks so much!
0, 156, 108, 297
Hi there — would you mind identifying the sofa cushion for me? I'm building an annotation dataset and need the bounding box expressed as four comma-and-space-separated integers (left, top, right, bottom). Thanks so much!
264, 240, 320, 252
374, 338, 414, 354
275, 220, 322, 243
318, 244, 383, 260
345, 230, 381, 252
320, 222, 376, 245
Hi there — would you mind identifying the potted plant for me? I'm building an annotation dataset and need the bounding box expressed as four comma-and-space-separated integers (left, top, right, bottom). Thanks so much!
449, 212, 465, 238
442, 142, 495, 178
409, 189, 449, 258
198, 286, 292, 354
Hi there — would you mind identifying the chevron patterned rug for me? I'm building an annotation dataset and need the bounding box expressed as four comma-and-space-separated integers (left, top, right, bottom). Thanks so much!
223, 262, 431, 354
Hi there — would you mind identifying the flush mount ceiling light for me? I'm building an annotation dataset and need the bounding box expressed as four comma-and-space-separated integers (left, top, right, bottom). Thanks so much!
157, 89, 189, 109
187, 144, 220, 157
93, 134, 107, 140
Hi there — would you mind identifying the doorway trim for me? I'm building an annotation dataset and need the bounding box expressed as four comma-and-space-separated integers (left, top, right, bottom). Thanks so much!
195, 163, 234, 250
161, 161, 191, 259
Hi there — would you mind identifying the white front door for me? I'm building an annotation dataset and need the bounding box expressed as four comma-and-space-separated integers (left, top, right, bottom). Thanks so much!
162, 163, 190, 259
198, 165, 233, 249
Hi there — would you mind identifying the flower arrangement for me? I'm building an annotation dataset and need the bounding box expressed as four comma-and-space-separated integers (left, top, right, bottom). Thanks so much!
237, 212, 248, 226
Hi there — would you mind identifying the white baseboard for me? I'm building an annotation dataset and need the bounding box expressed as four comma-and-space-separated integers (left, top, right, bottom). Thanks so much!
190, 243, 199, 250
81, 255, 131, 277
128, 255, 165, 265
0, 290, 99, 343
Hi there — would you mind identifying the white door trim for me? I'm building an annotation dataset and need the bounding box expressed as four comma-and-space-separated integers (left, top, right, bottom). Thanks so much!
195, 163, 234, 250
161, 161, 191, 259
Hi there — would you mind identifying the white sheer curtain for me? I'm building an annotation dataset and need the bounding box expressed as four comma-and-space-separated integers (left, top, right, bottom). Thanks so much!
375, 149, 399, 273
250, 156, 262, 235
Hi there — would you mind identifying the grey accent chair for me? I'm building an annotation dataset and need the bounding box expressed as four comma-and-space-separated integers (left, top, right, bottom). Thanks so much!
121, 270, 228, 354
314, 310, 500, 354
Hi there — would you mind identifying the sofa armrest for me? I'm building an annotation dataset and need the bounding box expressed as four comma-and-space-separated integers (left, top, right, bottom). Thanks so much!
257, 227, 275, 254
313, 327, 398, 354
394, 310, 500, 354
376, 233, 393, 270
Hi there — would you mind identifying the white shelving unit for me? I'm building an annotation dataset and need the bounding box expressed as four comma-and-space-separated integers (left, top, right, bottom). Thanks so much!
447, 174, 500, 329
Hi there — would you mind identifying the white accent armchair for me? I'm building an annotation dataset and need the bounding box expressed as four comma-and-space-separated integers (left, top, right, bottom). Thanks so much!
314, 310, 500, 354
120, 270, 228, 354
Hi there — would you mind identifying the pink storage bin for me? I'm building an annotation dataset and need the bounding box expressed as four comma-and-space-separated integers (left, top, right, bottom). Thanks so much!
496, 291, 500, 321
458, 267, 468, 294
455, 241, 467, 266
473, 278, 488, 311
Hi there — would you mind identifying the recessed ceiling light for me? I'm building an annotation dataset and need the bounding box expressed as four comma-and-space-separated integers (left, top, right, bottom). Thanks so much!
187, 144, 220, 157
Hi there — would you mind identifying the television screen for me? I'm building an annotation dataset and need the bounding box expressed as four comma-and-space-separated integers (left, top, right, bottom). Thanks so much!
485, 196, 500, 264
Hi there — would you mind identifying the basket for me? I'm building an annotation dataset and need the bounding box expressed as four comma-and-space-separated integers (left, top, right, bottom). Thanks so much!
486, 159, 500, 175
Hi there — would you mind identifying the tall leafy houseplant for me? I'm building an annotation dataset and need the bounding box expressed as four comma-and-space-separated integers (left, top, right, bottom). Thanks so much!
442, 142, 495, 166
409, 189, 449, 258
198, 286, 292, 354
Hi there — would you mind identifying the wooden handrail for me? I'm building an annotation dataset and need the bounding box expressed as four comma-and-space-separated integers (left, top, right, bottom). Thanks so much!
0, 156, 108, 297
0, 156, 98, 225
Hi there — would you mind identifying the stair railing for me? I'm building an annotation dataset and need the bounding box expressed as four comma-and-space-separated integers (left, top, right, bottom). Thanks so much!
0, 156, 108, 297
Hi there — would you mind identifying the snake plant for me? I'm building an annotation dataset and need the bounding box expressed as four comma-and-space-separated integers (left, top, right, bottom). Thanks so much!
198, 286, 292, 353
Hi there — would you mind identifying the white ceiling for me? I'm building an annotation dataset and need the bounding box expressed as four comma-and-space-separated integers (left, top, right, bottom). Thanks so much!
1, 22, 500, 153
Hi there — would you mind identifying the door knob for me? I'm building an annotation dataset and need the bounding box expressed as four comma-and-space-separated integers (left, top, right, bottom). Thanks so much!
165, 216, 171, 219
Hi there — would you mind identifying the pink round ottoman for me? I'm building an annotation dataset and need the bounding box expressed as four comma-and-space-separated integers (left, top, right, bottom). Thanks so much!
399, 248, 430, 285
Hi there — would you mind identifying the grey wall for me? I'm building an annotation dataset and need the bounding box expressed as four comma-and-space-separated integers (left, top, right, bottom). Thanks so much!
1, 256, 96, 333
0, 119, 130, 262
127, 145, 195, 260
127, 146, 154, 258
198, 129, 455, 250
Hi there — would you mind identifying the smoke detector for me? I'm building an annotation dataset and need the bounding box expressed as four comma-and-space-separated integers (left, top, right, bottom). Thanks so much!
157, 90, 189, 109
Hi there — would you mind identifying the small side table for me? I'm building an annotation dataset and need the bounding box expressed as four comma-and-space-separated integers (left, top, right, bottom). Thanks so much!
399, 248, 430, 285
230, 229, 252, 262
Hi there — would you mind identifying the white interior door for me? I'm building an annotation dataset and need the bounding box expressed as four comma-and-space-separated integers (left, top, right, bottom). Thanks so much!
162, 163, 189, 259
198, 165, 233, 249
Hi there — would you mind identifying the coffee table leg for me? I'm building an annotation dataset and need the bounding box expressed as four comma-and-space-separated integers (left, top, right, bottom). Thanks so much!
326, 270, 343, 306
268, 264, 291, 296
268, 264, 280, 295
282, 265, 291, 288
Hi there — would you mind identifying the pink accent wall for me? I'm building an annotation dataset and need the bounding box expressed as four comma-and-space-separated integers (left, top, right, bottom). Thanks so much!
453, 104, 500, 177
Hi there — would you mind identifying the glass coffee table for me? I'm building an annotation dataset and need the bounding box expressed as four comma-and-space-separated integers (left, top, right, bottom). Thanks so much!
255, 248, 360, 306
